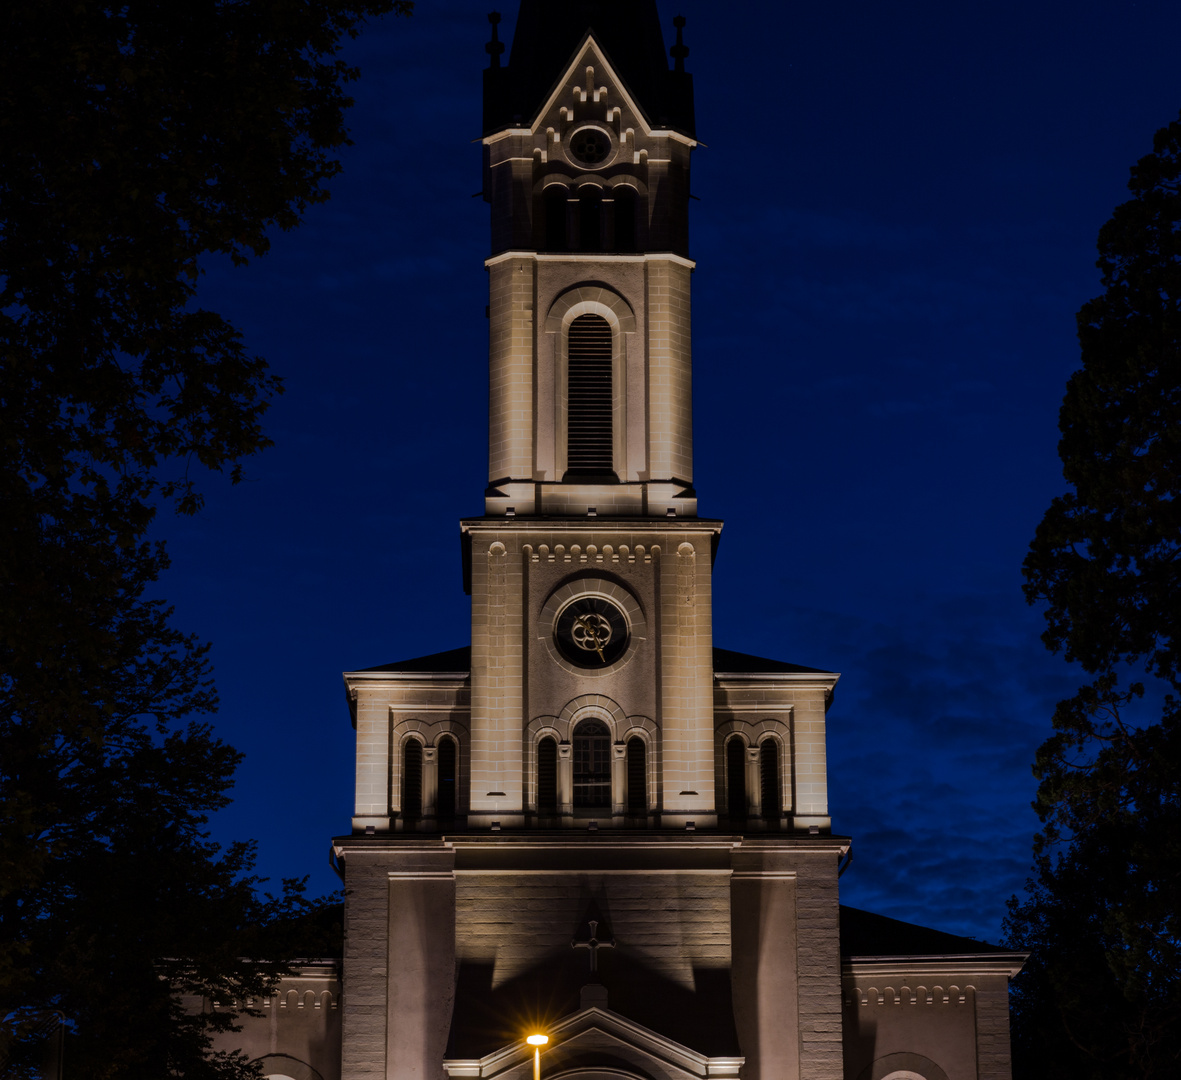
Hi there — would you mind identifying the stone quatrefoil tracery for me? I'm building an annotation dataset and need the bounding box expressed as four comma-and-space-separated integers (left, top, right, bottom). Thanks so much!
571, 611, 613, 656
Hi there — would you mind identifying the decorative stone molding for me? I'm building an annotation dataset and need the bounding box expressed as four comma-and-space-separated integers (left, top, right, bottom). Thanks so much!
847, 984, 973, 1008
255, 1054, 324, 1080
525, 542, 659, 564
544, 283, 636, 334
538, 577, 648, 678
854, 1053, 950, 1080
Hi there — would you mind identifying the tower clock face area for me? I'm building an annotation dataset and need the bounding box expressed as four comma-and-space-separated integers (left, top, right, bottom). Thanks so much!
554, 595, 629, 667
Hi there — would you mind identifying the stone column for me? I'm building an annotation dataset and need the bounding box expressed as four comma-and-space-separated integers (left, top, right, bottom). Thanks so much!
421, 746, 438, 820
730, 851, 800, 1080
612, 741, 627, 815
386, 851, 457, 1080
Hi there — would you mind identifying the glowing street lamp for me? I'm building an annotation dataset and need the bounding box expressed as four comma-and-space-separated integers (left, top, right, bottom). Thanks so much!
526, 1034, 548, 1080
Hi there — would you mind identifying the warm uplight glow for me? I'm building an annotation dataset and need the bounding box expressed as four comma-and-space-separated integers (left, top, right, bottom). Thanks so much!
526, 1034, 549, 1046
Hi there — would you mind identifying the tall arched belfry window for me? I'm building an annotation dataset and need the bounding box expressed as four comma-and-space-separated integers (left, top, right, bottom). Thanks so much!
537, 736, 558, 814
544, 186, 567, 251
614, 186, 637, 252
573, 718, 611, 809
726, 737, 746, 822
760, 740, 780, 822
579, 187, 602, 251
403, 740, 422, 821
566, 314, 613, 475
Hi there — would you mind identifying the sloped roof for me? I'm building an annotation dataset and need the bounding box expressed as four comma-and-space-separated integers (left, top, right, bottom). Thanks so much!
712, 647, 835, 676
483, 1, 695, 137
355, 646, 473, 674
839, 905, 1012, 958
354, 646, 829, 677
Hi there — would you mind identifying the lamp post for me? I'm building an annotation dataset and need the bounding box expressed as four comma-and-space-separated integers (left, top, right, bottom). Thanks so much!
526, 1033, 548, 1080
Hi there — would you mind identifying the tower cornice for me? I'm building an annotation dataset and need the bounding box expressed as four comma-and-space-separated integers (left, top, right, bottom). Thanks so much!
485, 250, 696, 269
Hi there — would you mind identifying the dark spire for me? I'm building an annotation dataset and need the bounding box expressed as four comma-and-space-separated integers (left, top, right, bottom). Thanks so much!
483, 0, 695, 137
485, 12, 505, 69
670, 15, 688, 74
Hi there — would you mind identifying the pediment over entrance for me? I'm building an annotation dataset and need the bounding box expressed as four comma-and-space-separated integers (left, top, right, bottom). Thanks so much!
443, 992, 743, 1080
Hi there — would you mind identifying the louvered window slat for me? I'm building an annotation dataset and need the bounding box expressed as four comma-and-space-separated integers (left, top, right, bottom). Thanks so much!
567, 314, 613, 472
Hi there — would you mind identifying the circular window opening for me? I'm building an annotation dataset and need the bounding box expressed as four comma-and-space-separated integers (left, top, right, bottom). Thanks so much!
554, 595, 629, 668
570, 128, 611, 164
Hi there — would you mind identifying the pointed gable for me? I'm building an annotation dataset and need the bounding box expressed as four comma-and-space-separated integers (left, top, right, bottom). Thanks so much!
484, 0, 694, 136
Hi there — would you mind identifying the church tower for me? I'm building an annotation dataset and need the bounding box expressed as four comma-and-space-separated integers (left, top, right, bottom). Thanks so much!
326, 8, 1021, 1080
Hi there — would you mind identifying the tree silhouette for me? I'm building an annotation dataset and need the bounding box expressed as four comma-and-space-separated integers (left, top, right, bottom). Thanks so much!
1007, 108, 1181, 1080
1, 2, 409, 1075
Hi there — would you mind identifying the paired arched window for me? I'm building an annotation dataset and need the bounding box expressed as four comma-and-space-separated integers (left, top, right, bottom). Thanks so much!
566, 314, 613, 475
573, 718, 611, 809
402, 740, 423, 821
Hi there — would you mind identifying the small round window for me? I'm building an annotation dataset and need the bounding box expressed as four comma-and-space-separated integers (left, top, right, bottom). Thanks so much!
570, 128, 611, 165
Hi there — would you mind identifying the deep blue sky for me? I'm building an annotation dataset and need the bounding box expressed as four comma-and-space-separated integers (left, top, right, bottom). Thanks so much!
164, 0, 1181, 942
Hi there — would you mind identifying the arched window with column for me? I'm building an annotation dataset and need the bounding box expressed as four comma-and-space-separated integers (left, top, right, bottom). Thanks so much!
402, 739, 423, 822
537, 736, 558, 814
573, 718, 611, 809
566, 314, 613, 475
760, 739, 781, 822
626, 736, 646, 814
726, 736, 747, 823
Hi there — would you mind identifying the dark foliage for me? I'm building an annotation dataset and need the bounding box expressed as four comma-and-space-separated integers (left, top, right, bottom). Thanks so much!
1007, 110, 1181, 1079
0, 1, 409, 1075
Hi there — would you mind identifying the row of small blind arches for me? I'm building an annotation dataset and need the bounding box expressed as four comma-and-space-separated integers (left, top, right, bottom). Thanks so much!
545, 186, 637, 253
401, 724, 783, 819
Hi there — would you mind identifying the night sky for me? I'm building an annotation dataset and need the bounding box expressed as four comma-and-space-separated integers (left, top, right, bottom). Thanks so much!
163, 0, 1181, 943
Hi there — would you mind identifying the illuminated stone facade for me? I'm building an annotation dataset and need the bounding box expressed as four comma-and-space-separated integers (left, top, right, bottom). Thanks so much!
218, 5, 1025, 1079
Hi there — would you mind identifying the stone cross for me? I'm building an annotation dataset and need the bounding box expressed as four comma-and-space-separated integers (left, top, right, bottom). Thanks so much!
571, 920, 615, 973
